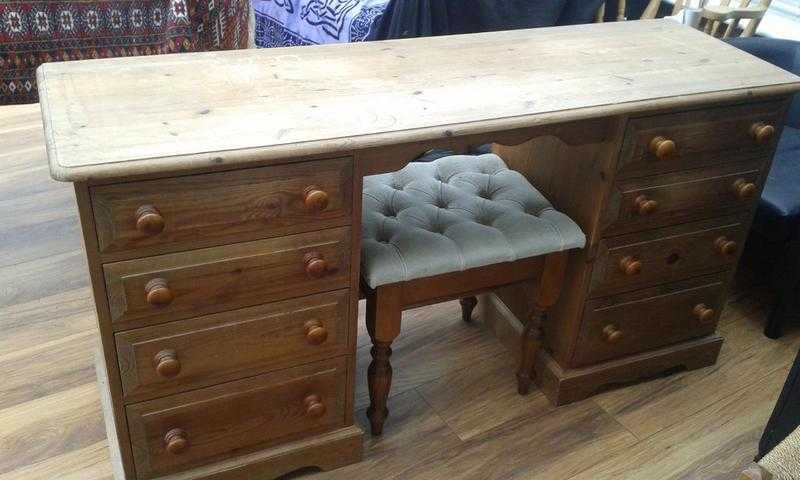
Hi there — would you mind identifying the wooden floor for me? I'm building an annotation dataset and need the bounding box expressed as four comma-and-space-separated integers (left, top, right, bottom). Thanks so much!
2, 104, 800, 479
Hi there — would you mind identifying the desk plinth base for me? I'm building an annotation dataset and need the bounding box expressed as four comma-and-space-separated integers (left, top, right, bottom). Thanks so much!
534, 336, 723, 406
479, 292, 724, 406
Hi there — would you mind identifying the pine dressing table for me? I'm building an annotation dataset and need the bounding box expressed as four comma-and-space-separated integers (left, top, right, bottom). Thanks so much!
37, 20, 800, 480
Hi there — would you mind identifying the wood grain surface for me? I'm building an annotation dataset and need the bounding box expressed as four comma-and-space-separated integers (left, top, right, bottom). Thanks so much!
103, 227, 351, 329
589, 215, 747, 297
91, 158, 352, 258
616, 101, 784, 179
115, 290, 351, 403
573, 275, 726, 366
36, 21, 800, 181
603, 162, 764, 236
126, 358, 348, 478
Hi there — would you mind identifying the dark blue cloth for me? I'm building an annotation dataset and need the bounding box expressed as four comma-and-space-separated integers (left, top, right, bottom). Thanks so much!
558, 0, 607, 25
726, 37, 800, 128
369, 0, 605, 40
752, 127, 800, 241
758, 348, 800, 460
725, 38, 800, 243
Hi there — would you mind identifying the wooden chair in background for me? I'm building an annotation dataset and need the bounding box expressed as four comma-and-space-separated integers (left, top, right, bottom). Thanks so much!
701, 0, 772, 38
598, 0, 630, 22
643, 0, 682, 19
641, 0, 772, 38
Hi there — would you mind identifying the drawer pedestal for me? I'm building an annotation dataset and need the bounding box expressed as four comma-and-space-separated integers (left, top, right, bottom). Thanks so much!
485, 99, 790, 405
74, 158, 363, 480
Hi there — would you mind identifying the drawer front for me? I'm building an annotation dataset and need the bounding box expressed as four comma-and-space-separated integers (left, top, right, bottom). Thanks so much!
91, 158, 352, 256
617, 101, 783, 179
574, 276, 725, 367
604, 163, 762, 235
116, 290, 350, 402
127, 357, 347, 479
590, 217, 744, 297
104, 227, 351, 329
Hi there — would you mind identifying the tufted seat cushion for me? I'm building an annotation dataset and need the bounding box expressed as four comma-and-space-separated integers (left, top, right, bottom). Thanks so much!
361, 153, 586, 288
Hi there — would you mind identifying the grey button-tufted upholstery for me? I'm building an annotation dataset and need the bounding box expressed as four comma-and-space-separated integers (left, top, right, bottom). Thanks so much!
361, 153, 586, 288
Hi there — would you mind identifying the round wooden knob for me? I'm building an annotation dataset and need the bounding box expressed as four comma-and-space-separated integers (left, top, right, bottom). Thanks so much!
602, 325, 624, 344
714, 236, 737, 256
692, 303, 716, 324
304, 320, 328, 345
154, 349, 181, 378
145, 278, 174, 307
135, 205, 165, 236
303, 252, 328, 279
634, 195, 659, 215
732, 178, 757, 201
649, 136, 677, 160
750, 122, 775, 146
619, 256, 642, 276
303, 186, 329, 212
303, 394, 326, 418
164, 428, 188, 455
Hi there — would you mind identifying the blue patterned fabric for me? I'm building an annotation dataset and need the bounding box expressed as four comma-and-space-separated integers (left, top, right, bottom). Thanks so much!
253, 0, 388, 48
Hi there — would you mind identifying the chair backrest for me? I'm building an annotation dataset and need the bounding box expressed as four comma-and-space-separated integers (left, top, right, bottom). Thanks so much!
597, 0, 629, 22
641, 0, 771, 38
700, 0, 773, 38
642, 0, 671, 19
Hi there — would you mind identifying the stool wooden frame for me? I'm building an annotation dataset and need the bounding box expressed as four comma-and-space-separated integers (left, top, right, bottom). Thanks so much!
363, 251, 568, 435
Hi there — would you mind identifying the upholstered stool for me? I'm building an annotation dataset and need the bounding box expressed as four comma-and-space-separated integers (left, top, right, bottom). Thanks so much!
361, 153, 585, 435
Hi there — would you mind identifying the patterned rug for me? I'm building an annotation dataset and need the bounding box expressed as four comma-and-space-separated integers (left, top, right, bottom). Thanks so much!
0, 0, 250, 105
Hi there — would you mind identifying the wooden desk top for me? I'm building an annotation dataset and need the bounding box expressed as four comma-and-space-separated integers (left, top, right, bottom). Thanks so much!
38, 20, 800, 182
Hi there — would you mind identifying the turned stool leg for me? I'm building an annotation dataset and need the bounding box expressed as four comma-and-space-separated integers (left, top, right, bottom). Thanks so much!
517, 306, 545, 395
517, 252, 568, 396
459, 296, 478, 323
365, 285, 401, 436
367, 341, 393, 435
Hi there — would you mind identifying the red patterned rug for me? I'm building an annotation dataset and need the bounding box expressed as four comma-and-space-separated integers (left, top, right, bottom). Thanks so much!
1, 0, 250, 105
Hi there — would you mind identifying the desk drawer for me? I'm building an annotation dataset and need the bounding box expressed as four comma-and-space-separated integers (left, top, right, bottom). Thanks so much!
574, 276, 725, 367
116, 290, 350, 402
126, 357, 348, 479
91, 158, 352, 257
590, 217, 744, 297
604, 163, 762, 235
104, 227, 350, 329
617, 101, 782, 179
